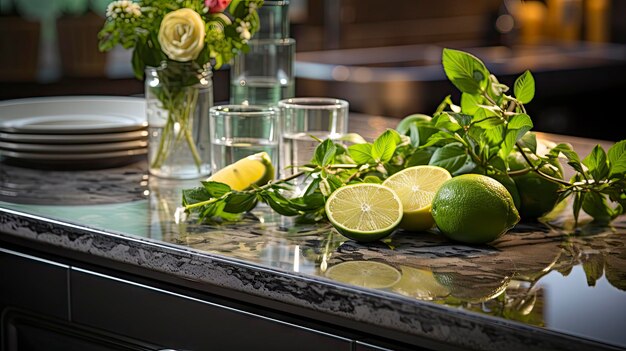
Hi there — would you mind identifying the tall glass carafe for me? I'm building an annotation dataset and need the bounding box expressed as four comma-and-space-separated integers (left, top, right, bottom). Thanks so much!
230, 1, 295, 106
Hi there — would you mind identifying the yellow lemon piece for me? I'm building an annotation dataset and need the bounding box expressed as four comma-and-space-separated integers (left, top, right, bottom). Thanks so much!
325, 261, 401, 289
207, 152, 274, 191
325, 183, 403, 242
382, 165, 451, 232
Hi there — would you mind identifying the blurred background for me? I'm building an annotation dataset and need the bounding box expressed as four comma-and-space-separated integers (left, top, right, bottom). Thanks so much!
1, 0, 625, 141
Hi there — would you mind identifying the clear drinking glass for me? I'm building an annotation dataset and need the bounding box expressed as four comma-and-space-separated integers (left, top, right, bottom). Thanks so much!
209, 105, 280, 175
230, 38, 296, 106
278, 97, 349, 186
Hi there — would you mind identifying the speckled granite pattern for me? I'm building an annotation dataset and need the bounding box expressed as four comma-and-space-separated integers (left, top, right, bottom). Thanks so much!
1, 123, 624, 350
1, 206, 624, 351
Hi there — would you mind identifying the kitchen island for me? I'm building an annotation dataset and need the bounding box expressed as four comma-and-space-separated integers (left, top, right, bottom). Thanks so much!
1, 113, 625, 351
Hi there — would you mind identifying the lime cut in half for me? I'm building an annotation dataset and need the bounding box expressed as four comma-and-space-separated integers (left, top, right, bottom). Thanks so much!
382, 165, 451, 232
207, 152, 274, 191
325, 261, 401, 289
325, 183, 403, 242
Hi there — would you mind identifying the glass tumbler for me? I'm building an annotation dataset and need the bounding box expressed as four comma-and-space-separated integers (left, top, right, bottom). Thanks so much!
278, 97, 349, 189
230, 38, 296, 106
209, 105, 280, 175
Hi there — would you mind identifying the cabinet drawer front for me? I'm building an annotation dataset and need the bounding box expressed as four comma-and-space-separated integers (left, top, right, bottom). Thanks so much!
0, 248, 69, 319
70, 268, 352, 351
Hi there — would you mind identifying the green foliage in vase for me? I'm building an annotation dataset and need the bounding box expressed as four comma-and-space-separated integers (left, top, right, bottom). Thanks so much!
183, 48, 626, 228
98, 0, 263, 78
98, 0, 263, 172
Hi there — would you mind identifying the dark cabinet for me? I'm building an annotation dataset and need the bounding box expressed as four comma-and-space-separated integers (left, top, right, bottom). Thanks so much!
3, 310, 155, 351
70, 268, 353, 351
0, 248, 69, 320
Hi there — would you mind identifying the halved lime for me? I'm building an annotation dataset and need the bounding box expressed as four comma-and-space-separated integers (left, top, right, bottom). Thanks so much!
391, 266, 450, 300
325, 183, 403, 242
207, 152, 274, 191
382, 165, 451, 231
325, 260, 401, 289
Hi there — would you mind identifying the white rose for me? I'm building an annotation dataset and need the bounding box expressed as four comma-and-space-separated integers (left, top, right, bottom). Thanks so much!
158, 8, 206, 61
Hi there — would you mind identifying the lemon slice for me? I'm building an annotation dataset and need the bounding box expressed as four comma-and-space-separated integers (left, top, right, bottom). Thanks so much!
382, 165, 451, 232
325, 183, 403, 242
325, 261, 401, 289
207, 152, 274, 191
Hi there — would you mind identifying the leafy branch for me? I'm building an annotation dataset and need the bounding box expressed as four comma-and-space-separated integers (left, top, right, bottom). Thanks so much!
183, 48, 626, 228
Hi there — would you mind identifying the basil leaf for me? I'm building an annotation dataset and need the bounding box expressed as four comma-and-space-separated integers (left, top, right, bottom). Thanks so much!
433, 112, 462, 132
573, 192, 585, 225
514, 70, 535, 104
313, 139, 336, 166
582, 191, 613, 225
583, 145, 610, 181
261, 192, 300, 216
421, 131, 457, 148
406, 148, 435, 167
338, 133, 368, 144
348, 143, 374, 164
518, 132, 538, 154
429, 143, 471, 175
223, 192, 257, 213
442, 48, 489, 94
507, 113, 533, 132
549, 143, 585, 174
461, 93, 481, 115
608, 140, 626, 177
201, 181, 232, 197
182, 186, 211, 207
372, 129, 399, 163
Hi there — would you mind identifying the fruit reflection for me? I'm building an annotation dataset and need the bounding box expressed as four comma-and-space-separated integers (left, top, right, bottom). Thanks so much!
390, 266, 450, 300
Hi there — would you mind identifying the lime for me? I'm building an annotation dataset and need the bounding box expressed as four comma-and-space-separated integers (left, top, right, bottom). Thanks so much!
508, 151, 564, 220
207, 152, 274, 191
391, 266, 450, 300
433, 271, 510, 302
431, 174, 520, 244
382, 165, 451, 231
325, 260, 401, 289
325, 183, 403, 242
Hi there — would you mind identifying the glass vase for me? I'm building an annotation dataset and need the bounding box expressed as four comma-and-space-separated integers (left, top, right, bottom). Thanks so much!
145, 61, 213, 179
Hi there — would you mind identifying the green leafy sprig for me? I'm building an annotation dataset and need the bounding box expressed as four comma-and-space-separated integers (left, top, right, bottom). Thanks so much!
183, 48, 626, 227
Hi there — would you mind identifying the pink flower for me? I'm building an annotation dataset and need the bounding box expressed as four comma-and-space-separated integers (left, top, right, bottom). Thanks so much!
204, 0, 231, 13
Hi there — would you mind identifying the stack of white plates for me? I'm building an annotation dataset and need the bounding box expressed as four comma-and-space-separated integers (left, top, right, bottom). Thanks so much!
0, 96, 148, 169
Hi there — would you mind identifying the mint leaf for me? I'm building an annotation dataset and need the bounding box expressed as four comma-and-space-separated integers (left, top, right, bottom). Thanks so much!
429, 143, 472, 175
420, 131, 457, 148
372, 130, 399, 162
442, 48, 489, 94
582, 191, 613, 224
223, 192, 257, 213
518, 132, 538, 154
507, 113, 533, 132
608, 140, 626, 177
461, 93, 481, 115
348, 143, 374, 164
514, 70, 535, 104
549, 143, 585, 174
406, 148, 435, 167
583, 145, 610, 181
433, 112, 462, 132
182, 187, 211, 207
313, 139, 336, 166
201, 181, 232, 197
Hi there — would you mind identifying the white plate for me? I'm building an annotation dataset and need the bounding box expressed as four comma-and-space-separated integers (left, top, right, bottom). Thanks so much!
0, 148, 147, 169
0, 96, 146, 134
0, 129, 148, 144
0, 148, 147, 161
0, 139, 147, 153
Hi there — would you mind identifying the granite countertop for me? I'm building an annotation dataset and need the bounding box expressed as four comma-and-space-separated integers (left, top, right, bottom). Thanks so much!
1, 114, 625, 351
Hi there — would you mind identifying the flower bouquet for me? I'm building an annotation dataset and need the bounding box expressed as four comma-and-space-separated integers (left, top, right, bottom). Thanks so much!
98, 0, 263, 178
